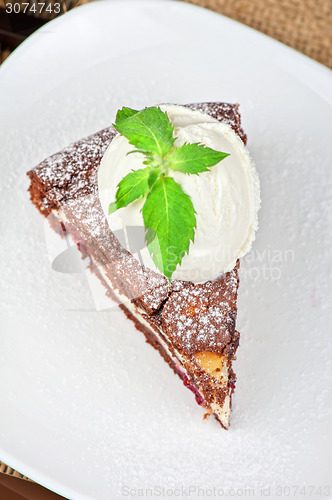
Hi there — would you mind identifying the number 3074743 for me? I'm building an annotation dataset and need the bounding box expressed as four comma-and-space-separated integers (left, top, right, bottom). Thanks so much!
5, 2, 62, 14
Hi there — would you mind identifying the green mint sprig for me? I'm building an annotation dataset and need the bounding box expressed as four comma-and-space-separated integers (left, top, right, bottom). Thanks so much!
109, 106, 229, 280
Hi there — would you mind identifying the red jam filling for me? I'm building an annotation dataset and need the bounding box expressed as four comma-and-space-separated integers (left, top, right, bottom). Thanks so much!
176, 369, 205, 406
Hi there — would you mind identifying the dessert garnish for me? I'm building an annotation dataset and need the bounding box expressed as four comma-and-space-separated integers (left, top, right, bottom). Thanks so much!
109, 106, 229, 280
27, 102, 260, 429
100, 104, 260, 283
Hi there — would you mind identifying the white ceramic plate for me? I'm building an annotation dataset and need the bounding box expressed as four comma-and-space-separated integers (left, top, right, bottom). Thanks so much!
0, 1, 331, 499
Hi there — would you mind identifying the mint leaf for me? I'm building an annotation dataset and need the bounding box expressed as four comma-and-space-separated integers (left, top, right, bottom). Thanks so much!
109, 104, 231, 280
113, 106, 175, 159
142, 176, 196, 280
115, 107, 139, 122
167, 142, 229, 175
109, 167, 151, 214
147, 168, 159, 188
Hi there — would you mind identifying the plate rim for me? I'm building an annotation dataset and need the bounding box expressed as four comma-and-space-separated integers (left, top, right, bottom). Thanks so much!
1, 1, 332, 498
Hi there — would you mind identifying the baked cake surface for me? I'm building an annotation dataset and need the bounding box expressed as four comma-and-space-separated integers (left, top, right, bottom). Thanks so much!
27, 103, 246, 428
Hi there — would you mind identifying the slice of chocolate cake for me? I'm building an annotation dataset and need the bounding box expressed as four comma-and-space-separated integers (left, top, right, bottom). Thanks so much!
27, 103, 248, 429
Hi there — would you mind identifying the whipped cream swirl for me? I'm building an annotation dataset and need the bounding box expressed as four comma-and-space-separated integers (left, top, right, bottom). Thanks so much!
98, 104, 260, 282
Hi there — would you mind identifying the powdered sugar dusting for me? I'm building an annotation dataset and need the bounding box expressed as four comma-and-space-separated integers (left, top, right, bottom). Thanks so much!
27, 103, 242, 346
34, 127, 115, 202
61, 193, 173, 313
162, 266, 239, 354
188, 102, 247, 143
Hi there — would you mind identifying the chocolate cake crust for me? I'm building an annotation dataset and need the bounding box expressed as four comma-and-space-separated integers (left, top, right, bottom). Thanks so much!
27, 102, 245, 427
27, 102, 244, 321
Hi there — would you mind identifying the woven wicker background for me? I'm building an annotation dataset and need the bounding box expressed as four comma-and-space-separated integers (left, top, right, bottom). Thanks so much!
0, 0, 331, 486
0, 461, 31, 481
184, 0, 332, 68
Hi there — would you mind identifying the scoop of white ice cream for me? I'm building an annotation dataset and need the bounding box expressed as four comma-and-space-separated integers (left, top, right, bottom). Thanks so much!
98, 104, 260, 283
